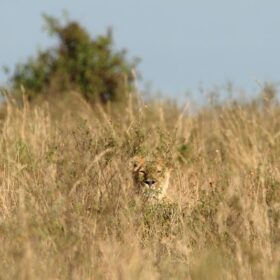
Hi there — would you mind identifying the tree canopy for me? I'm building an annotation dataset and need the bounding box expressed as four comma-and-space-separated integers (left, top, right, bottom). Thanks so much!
11, 15, 138, 103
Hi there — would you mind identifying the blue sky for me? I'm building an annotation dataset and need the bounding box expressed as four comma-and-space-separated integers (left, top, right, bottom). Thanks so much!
0, 0, 280, 100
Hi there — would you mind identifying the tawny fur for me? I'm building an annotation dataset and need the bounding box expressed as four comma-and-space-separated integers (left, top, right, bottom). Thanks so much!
131, 156, 171, 201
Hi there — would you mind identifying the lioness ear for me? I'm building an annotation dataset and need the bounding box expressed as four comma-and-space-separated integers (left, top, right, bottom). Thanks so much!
129, 156, 144, 171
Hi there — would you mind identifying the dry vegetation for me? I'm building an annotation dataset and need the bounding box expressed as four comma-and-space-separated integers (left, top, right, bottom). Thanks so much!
0, 87, 280, 280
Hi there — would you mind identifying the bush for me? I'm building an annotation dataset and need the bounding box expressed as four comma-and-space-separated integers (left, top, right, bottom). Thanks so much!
10, 15, 138, 103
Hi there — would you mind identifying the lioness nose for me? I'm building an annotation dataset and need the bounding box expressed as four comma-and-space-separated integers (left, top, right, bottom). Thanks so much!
145, 179, 156, 187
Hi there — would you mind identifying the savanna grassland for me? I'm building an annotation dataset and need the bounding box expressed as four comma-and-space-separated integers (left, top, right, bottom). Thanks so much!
0, 85, 279, 280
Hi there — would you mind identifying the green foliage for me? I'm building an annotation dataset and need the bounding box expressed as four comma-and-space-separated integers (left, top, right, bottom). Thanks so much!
11, 15, 138, 103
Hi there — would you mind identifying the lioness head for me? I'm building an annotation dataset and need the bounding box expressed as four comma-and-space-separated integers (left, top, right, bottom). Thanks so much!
131, 156, 171, 201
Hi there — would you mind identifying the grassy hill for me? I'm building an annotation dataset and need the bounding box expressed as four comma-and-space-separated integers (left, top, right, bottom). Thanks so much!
0, 86, 279, 279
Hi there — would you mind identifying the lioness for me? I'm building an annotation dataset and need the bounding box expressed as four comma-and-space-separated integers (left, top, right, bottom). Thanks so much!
131, 156, 171, 202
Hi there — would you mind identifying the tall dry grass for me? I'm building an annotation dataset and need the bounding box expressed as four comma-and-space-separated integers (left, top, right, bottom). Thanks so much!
0, 89, 279, 279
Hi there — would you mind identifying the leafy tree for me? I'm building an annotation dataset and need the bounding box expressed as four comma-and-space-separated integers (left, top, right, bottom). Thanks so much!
11, 15, 138, 103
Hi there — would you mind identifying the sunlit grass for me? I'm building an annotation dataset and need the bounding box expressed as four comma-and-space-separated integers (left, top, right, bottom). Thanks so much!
0, 88, 279, 279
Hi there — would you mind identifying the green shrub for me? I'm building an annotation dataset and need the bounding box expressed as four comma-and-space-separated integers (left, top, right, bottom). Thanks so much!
11, 15, 138, 103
